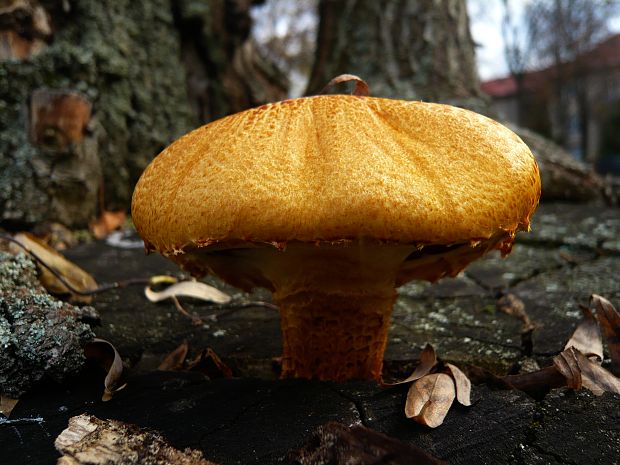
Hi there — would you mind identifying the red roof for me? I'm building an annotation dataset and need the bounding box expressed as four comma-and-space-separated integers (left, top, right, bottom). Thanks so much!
583, 33, 620, 70
482, 33, 620, 98
481, 69, 550, 98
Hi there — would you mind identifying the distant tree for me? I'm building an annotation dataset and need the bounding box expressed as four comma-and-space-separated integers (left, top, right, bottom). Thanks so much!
305, 0, 485, 110
501, 0, 535, 126
251, 0, 318, 97
524, 0, 616, 156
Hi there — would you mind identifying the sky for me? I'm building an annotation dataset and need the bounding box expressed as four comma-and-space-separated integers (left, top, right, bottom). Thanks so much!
251, 0, 620, 87
468, 0, 620, 82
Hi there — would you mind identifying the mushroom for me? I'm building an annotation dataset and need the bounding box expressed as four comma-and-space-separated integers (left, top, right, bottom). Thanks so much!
131, 77, 541, 381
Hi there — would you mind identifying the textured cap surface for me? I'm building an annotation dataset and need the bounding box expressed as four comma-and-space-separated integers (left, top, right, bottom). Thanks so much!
131, 95, 540, 254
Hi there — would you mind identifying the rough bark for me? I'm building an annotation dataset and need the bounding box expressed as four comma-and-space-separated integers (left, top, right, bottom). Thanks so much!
284, 422, 449, 465
55, 414, 217, 465
0, 0, 287, 229
173, 0, 289, 123
306, 0, 485, 111
0, 0, 194, 227
0, 250, 95, 398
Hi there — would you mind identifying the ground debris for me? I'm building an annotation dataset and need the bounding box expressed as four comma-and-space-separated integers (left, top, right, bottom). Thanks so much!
55, 414, 217, 465
84, 338, 126, 401
9, 232, 98, 303
283, 421, 448, 465
158, 341, 233, 379
0, 251, 95, 398
592, 294, 620, 376
385, 344, 471, 428
470, 295, 620, 400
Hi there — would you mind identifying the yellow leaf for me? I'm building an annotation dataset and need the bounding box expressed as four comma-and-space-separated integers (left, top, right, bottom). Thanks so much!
11, 232, 97, 303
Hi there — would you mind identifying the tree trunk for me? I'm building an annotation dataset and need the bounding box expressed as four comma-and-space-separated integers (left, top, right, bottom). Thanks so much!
0, 0, 287, 228
306, 0, 485, 110
173, 0, 289, 123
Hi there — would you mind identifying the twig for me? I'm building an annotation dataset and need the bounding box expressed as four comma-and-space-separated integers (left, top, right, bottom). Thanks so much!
1, 234, 280, 313
171, 295, 203, 326
1, 233, 149, 295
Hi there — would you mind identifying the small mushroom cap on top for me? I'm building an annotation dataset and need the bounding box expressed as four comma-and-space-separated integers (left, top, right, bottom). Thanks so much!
131, 95, 540, 258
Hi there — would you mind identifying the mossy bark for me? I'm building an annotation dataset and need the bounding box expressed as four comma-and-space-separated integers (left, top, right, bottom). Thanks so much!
0, 0, 287, 228
0, 251, 95, 398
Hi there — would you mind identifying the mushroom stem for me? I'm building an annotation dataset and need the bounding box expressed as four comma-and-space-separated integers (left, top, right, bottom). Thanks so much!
277, 289, 396, 380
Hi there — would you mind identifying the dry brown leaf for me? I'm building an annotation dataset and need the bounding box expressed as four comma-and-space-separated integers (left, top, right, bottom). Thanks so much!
187, 348, 233, 379
84, 338, 126, 401
89, 210, 126, 240
554, 347, 620, 396
502, 366, 567, 399
145, 281, 231, 305
158, 341, 189, 371
385, 344, 437, 386
565, 305, 603, 361
321, 74, 369, 96
405, 373, 455, 428
591, 294, 620, 376
571, 347, 620, 396
10, 232, 98, 303
496, 293, 534, 331
0, 395, 19, 417
445, 363, 471, 406
553, 348, 583, 390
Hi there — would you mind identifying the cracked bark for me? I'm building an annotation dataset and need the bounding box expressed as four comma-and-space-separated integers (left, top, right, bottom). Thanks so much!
55, 414, 217, 465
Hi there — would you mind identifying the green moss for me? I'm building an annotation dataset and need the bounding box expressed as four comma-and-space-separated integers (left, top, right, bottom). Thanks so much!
0, 0, 194, 227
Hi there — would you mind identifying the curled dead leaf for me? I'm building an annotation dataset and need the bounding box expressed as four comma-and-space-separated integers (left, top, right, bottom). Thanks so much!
384, 343, 437, 386
145, 280, 231, 305
565, 304, 603, 362
553, 347, 583, 390
405, 373, 455, 428
187, 348, 233, 379
158, 343, 232, 379
496, 293, 534, 332
591, 294, 620, 376
9, 232, 97, 303
445, 363, 471, 406
158, 341, 189, 371
321, 74, 370, 96
554, 347, 620, 396
84, 338, 126, 401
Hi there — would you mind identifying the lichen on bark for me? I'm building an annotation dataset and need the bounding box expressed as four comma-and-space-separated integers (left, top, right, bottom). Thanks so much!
0, 0, 194, 227
0, 251, 95, 398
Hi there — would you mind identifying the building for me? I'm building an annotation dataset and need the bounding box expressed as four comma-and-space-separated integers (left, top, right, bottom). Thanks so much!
481, 33, 620, 172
